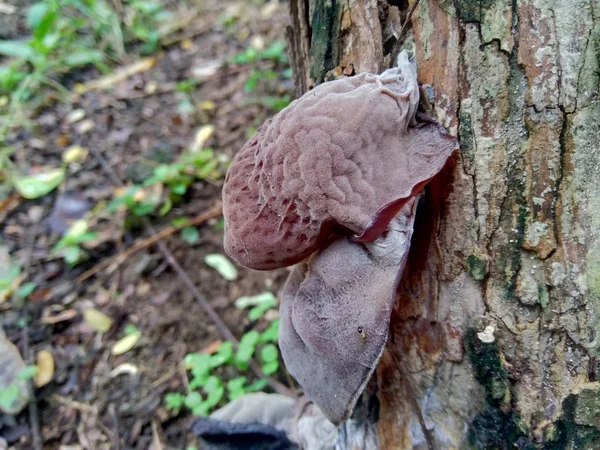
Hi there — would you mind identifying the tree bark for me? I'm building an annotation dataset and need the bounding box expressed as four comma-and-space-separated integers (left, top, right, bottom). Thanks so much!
286, 0, 600, 449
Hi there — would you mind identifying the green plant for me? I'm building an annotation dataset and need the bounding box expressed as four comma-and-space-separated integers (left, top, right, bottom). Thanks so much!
164, 307, 280, 417
124, 0, 171, 54
229, 40, 292, 112
52, 219, 98, 265
108, 148, 229, 218
0, 0, 170, 137
0, 365, 37, 413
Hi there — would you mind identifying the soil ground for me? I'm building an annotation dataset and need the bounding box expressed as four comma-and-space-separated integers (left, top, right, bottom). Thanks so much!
0, 1, 293, 448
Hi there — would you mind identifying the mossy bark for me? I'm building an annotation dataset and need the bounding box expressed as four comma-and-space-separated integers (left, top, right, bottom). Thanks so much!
287, 0, 600, 448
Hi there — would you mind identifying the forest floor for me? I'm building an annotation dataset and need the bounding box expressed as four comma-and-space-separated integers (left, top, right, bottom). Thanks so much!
0, 0, 293, 448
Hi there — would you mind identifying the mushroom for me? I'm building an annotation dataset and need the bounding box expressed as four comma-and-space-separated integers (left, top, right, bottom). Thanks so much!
221, 50, 458, 424
279, 198, 418, 424
222, 51, 457, 271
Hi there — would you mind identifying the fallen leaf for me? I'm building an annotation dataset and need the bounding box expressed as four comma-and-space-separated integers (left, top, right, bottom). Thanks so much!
34, 350, 54, 388
190, 125, 215, 152
14, 168, 65, 199
0, 328, 31, 414
145, 80, 158, 94
199, 100, 215, 110
109, 363, 139, 377
62, 145, 88, 164
111, 331, 141, 355
66, 109, 86, 124
204, 254, 238, 281
75, 119, 95, 134
180, 39, 193, 50
41, 308, 79, 324
191, 59, 221, 80
201, 340, 223, 355
55, 135, 70, 147
83, 308, 113, 333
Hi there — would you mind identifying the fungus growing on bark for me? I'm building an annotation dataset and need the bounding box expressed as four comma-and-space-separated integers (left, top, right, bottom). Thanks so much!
221, 50, 458, 424
222, 51, 456, 270
279, 199, 418, 424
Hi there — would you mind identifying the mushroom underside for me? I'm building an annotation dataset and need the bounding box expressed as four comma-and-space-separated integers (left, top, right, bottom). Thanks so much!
279, 199, 418, 424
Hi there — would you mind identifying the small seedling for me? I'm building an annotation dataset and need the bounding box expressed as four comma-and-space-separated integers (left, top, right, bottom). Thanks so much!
164, 307, 280, 417
52, 219, 97, 265
108, 147, 229, 218
0, 365, 37, 413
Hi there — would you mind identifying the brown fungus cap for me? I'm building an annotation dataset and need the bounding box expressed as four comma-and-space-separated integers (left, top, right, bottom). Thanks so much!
223, 52, 457, 270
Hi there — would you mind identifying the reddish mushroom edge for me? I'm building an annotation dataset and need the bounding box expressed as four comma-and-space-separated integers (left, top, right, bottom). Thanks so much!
222, 71, 458, 271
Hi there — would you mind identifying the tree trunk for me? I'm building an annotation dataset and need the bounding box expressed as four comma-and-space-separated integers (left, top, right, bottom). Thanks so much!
286, 0, 600, 449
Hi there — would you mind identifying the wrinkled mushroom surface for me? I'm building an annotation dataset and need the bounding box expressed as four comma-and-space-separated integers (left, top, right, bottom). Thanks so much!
279, 199, 418, 424
223, 53, 457, 270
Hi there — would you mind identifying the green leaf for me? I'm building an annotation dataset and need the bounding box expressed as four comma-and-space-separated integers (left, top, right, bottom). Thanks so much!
0, 384, 19, 412
185, 353, 211, 370
64, 50, 104, 67
259, 41, 287, 62
245, 378, 268, 393
16, 365, 38, 382
180, 226, 199, 244
235, 330, 260, 370
204, 254, 238, 281
204, 376, 224, 408
261, 361, 279, 375
234, 292, 277, 310
27, 3, 56, 41
0, 40, 36, 60
209, 341, 233, 368
158, 197, 172, 216
228, 389, 246, 400
14, 167, 65, 199
248, 303, 274, 322
171, 182, 187, 195
226, 376, 247, 392
27, 3, 47, 28
124, 324, 140, 335
260, 344, 278, 364
164, 392, 184, 412
260, 319, 279, 343
191, 402, 209, 416
62, 246, 82, 265
185, 353, 211, 387
171, 217, 190, 227
16, 282, 36, 300
184, 391, 203, 409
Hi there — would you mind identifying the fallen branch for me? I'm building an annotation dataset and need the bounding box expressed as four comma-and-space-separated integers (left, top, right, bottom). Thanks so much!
89, 147, 294, 397
74, 57, 158, 95
20, 215, 44, 450
77, 202, 223, 283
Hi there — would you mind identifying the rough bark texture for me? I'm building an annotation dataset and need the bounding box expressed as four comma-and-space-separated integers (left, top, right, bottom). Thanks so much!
286, 0, 600, 449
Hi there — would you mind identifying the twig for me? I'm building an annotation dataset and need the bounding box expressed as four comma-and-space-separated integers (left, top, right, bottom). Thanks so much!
77, 202, 223, 283
89, 148, 294, 397
108, 403, 121, 450
392, 0, 422, 58
0, 194, 20, 215
399, 0, 421, 39
23, 323, 43, 450
19, 211, 44, 450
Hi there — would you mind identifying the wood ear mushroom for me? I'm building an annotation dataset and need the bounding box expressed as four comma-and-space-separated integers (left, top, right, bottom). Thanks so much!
222, 50, 458, 424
